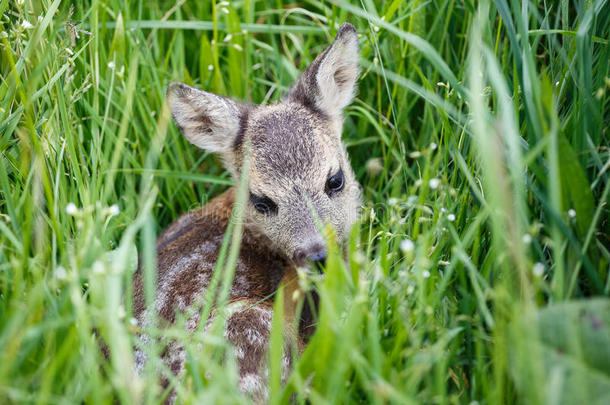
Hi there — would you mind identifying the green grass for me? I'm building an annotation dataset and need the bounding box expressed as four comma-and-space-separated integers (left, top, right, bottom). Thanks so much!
1, 0, 609, 403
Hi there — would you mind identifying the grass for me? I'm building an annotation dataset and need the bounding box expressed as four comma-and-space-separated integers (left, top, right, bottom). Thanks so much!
1, 0, 609, 403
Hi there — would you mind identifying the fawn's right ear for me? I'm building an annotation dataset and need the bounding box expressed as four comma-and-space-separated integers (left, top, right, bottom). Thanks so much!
166, 82, 243, 153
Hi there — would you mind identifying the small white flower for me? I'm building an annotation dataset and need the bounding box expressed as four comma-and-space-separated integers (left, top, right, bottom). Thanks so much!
388, 197, 398, 206
129, 317, 138, 326
208, 64, 214, 71
232, 44, 243, 52
422, 270, 431, 278
406, 285, 415, 294
373, 25, 380, 32
365, 157, 383, 176
21, 20, 34, 29
533, 262, 545, 277
92, 260, 105, 275
429, 178, 441, 190
440, 207, 446, 213
223, 34, 233, 42
522, 234, 532, 244
109, 204, 120, 216
107, 61, 116, 70
399, 238, 415, 253
17, 0, 25, 6
65, 202, 77, 215
447, 214, 456, 222
220, 7, 230, 14
568, 209, 576, 218
54, 266, 67, 280
430, 142, 437, 150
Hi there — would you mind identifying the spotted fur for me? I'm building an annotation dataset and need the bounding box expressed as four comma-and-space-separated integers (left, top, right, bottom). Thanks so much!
134, 23, 361, 402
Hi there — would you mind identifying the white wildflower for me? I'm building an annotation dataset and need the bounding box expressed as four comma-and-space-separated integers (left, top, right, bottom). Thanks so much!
406, 285, 415, 295
107, 61, 116, 70
92, 260, 105, 275
422, 270, 431, 278
109, 204, 120, 216
232, 43, 243, 52
208, 64, 214, 71
430, 142, 437, 150
65, 202, 77, 215
21, 20, 34, 29
365, 157, 383, 176
399, 238, 415, 253
533, 262, 545, 277
447, 214, 456, 222
54, 266, 67, 280
223, 34, 233, 42
568, 209, 576, 218
522, 234, 532, 244
429, 178, 441, 190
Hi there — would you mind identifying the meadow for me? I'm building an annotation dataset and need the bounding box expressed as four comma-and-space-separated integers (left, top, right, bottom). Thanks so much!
0, 0, 609, 403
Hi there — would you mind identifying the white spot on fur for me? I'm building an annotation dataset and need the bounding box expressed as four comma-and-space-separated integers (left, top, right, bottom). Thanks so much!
155, 243, 214, 313
240, 373, 268, 401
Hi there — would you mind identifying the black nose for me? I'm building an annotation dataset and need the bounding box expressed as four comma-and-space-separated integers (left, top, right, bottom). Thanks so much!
293, 242, 327, 268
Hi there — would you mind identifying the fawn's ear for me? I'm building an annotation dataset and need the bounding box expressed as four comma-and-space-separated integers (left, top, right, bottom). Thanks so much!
166, 82, 244, 152
289, 23, 359, 118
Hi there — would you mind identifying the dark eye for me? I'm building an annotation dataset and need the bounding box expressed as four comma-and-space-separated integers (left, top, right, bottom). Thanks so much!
326, 169, 345, 196
250, 193, 278, 215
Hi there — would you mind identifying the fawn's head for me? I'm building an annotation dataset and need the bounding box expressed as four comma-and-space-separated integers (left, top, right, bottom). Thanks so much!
167, 23, 361, 267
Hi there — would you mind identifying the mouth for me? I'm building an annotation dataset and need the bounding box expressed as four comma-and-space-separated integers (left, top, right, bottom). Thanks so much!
294, 258, 326, 278
313, 258, 326, 273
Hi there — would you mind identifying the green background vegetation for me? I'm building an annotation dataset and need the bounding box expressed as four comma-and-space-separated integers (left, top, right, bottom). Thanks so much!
1, 0, 609, 403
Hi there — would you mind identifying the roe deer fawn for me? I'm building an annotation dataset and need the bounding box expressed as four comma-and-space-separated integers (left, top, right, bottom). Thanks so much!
133, 23, 361, 402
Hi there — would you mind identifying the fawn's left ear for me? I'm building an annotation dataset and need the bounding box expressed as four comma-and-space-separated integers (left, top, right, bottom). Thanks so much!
289, 23, 359, 118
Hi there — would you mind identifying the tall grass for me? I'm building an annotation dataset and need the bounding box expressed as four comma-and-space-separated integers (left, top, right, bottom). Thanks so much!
1, 0, 609, 403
